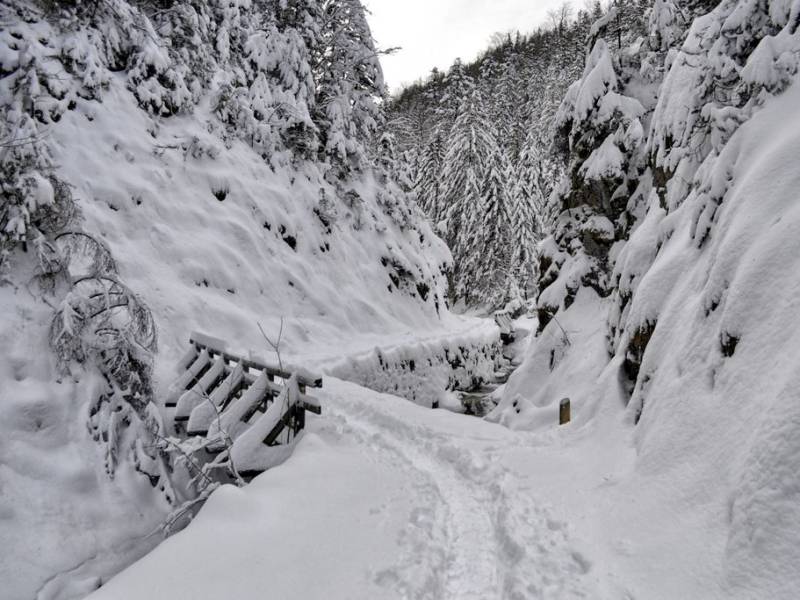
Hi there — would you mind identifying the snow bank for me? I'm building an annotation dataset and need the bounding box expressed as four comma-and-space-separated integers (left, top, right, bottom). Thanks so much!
86, 407, 426, 600
627, 80, 800, 598
488, 287, 613, 430
327, 320, 502, 408
86, 378, 605, 600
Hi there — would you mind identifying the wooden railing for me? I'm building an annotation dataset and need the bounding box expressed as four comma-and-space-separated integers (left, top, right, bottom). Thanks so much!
165, 332, 322, 476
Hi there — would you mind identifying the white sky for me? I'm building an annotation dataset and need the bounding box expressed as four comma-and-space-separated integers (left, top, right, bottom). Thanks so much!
362, 0, 567, 92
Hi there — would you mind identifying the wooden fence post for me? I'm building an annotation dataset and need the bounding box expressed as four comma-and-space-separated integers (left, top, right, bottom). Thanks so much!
559, 398, 571, 425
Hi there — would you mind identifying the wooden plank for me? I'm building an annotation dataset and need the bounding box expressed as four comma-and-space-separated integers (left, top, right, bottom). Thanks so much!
187, 363, 245, 436
235, 373, 279, 424
263, 410, 292, 446
175, 345, 199, 374
165, 350, 211, 407
294, 405, 305, 435
189, 335, 323, 388
238, 371, 320, 414
174, 357, 226, 422
301, 401, 321, 415
167, 335, 321, 466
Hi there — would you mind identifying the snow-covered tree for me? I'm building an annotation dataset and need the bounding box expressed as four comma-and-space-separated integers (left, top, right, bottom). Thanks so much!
1, 37, 74, 259
386, 0, 634, 307
472, 136, 515, 306
415, 131, 445, 221
435, 58, 475, 133
246, 24, 317, 161
315, 0, 386, 174
440, 90, 513, 306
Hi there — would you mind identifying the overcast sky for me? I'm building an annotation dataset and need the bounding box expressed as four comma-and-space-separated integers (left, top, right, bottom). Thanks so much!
362, 0, 567, 93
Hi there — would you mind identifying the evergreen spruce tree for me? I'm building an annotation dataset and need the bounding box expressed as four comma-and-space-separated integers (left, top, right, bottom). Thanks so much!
435, 59, 475, 134
315, 0, 385, 175
415, 131, 445, 222
246, 23, 318, 160
386, 0, 651, 308
440, 90, 512, 305
473, 132, 514, 306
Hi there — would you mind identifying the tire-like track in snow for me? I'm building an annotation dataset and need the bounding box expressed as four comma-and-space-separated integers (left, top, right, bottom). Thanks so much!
324, 386, 594, 600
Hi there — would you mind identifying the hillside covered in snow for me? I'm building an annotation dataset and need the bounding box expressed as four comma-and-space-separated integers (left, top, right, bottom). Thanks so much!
0, 0, 475, 597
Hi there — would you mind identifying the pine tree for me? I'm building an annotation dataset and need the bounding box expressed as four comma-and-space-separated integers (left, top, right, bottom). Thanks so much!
275, 0, 324, 51
385, 0, 651, 307
509, 127, 552, 295
495, 57, 526, 162
244, 23, 318, 161
472, 136, 514, 306
315, 0, 385, 174
435, 58, 475, 134
440, 90, 511, 305
440, 91, 487, 247
415, 131, 445, 222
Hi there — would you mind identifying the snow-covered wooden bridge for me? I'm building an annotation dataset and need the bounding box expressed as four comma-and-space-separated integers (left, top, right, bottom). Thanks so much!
165, 333, 322, 476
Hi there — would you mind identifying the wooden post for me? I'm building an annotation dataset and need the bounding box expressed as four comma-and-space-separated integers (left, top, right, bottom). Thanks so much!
559, 398, 571, 425
295, 382, 307, 436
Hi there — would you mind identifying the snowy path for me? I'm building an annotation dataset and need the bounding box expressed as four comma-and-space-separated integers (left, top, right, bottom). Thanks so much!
327, 389, 594, 599
88, 378, 616, 600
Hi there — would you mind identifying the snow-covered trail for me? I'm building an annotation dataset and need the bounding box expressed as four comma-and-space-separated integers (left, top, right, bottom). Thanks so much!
328, 387, 593, 599
88, 378, 636, 600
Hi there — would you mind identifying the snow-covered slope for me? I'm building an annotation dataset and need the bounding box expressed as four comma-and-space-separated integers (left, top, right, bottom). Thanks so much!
0, 266, 170, 600
48, 75, 453, 383
495, 0, 800, 596
0, 2, 467, 597
623, 75, 800, 598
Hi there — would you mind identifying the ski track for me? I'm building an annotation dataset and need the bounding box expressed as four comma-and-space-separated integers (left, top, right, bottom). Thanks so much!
324, 391, 594, 600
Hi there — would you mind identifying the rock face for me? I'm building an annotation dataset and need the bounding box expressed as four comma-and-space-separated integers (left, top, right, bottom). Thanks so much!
499, 0, 800, 596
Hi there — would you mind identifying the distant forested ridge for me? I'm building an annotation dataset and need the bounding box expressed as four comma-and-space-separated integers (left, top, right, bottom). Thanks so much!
388, 0, 651, 309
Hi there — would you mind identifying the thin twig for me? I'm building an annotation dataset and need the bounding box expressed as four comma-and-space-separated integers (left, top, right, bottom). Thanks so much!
257, 317, 284, 372
551, 314, 572, 347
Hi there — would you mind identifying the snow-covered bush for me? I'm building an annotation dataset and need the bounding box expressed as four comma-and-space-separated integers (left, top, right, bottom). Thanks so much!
45, 232, 167, 495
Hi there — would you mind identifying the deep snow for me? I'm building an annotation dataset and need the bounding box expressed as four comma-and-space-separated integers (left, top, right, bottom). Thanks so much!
5, 2, 800, 598
86, 369, 730, 600
496, 66, 800, 599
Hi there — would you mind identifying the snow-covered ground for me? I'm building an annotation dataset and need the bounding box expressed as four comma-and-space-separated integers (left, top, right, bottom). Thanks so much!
491, 54, 800, 600
87, 378, 602, 600
86, 374, 722, 600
